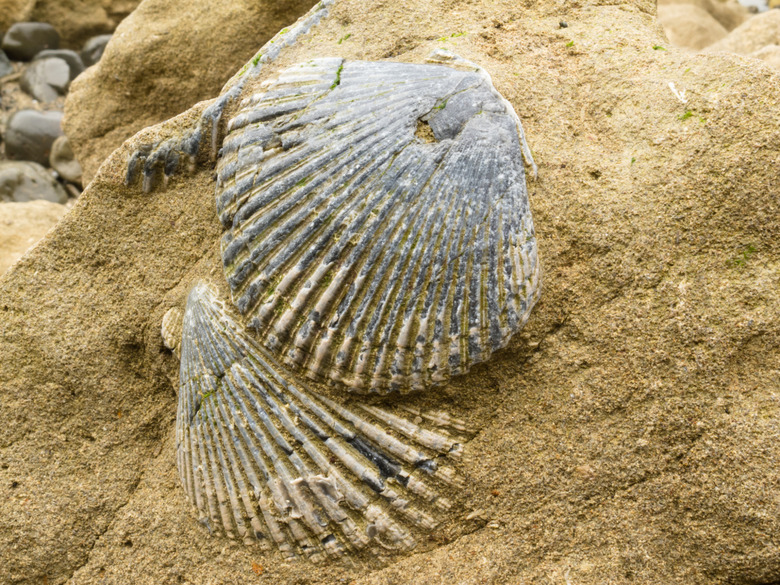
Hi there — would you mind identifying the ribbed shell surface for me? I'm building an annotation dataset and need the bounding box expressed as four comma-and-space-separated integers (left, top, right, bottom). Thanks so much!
216, 57, 540, 393
177, 284, 467, 560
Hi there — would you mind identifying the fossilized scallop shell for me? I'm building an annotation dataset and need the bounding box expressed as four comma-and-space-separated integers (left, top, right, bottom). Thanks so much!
216, 57, 540, 393
176, 283, 470, 560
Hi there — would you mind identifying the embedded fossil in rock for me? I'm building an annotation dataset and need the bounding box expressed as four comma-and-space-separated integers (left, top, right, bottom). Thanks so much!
169, 284, 470, 560
141, 0, 540, 561
218, 56, 540, 394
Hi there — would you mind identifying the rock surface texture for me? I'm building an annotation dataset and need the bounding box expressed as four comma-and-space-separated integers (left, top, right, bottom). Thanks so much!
656, 4, 728, 50
706, 9, 780, 55
1, 0, 779, 584
0, 199, 66, 273
63, 0, 319, 185
656, 0, 750, 51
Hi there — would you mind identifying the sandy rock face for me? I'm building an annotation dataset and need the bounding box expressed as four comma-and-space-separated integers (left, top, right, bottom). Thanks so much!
706, 9, 780, 55
2, 1, 779, 584
657, 0, 749, 33
656, 0, 751, 51
656, 4, 728, 50
0, 200, 66, 274
63, 0, 319, 186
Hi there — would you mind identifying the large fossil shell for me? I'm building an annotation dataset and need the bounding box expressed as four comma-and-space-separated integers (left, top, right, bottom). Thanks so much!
176, 284, 469, 560
216, 57, 540, 394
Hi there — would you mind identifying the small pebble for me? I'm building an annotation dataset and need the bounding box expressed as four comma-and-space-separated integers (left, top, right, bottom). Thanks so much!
35, 49, 85, 81
80, 34, 112, 67
20, 57, 70, 102
5, 109, 64, 166
559, 21, 569, 29
2, 23, 60, 61
0, 49, 12, 77
0, 161, 68, 203
49, 136, 82, 184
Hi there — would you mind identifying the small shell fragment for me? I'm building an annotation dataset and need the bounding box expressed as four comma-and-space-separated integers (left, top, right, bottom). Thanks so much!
176, 283, 465, 560
216, 57, 541, 394
161, 306, 183, 357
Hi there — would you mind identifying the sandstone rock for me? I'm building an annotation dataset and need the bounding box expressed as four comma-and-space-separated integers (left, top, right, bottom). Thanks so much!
63, 0, 319, 185
28, 0, 140, 49
35, 49, 85, 80
0, 160, 68, 203
79, 33, 111, 66
0, 200, 66, 274
4, 109, 63, 165
706, 8, 780, 54
657, 4, 728, 50
49, 135, 82, 184
657, 0, 750, 32
2, 1, 780, 584
1, 22, 59, 61
20, 56, 70, 102
749, 42, 780, 68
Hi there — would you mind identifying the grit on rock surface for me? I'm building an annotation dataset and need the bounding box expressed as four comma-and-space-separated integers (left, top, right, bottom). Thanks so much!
0, 200, 66, 274
62, 0, 319, 185
1, 0, 779, 584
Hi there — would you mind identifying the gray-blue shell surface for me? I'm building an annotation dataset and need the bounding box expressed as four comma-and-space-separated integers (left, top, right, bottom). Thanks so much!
176, 284, 468, 560
216, 57, 540, 394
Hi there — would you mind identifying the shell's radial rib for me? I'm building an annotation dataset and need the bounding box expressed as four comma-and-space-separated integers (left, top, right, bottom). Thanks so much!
176, 283, 466, 559
216, 57, 541, 393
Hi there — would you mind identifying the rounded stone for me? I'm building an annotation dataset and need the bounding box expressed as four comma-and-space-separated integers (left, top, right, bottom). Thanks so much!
49, 135, 82, 184
20, 57, 70, 102
0, 49, 12, 77
1, 22, 60, 61
0, 160, 68, 203
80, 34, 112, 67
35, 49, 85, 81
4, 109, 64, 165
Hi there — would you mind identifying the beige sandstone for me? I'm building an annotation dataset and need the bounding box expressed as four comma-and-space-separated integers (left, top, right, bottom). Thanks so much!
1, 1, 778, 584
0, 200, 66, 274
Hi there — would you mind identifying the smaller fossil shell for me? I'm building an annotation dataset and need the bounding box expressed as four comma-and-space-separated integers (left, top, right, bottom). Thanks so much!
175, 283, 468, 560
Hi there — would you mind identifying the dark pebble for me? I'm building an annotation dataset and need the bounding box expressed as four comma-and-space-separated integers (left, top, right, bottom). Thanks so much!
20, 57, 70, 102
0, 160, 68, 203
2, 23, 60, 61
35, 49, 85, 81
0, 49, 12, 77
80, 34, 112, 67
4, 109, 64, 166
559, 21, 569, 28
